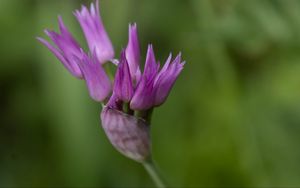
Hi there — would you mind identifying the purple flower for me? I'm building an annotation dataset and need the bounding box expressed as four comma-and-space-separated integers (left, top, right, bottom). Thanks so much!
38, 0, 185, 163
125, 23, 141, 82
109, 43, 184, 111
153, 53, 185, 106
78, 52, 112, 102
101, 45, 184, 162
129, 45, 184, 110
74, 0, 114, 64
37, 16, 83, 78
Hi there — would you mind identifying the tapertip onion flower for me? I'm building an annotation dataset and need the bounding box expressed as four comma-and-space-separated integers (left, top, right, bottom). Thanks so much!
38, 1, 185, 187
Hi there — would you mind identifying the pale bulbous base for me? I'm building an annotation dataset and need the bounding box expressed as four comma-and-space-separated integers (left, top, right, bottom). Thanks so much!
101, 106, 151, 162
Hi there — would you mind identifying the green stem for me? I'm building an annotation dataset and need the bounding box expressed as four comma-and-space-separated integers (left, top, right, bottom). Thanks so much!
103, 62, 114, 80
143, 160, 167, 188
134, 108, 153, 124
122, 102, 133, 115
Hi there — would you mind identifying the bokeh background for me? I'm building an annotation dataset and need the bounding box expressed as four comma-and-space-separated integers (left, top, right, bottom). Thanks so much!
1, 0, 300, 187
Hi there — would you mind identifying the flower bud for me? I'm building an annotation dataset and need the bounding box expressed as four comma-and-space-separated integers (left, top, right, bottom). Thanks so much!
101, 106, 151, 162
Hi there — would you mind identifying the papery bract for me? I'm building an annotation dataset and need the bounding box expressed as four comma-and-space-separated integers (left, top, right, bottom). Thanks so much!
101, 106, 151, 162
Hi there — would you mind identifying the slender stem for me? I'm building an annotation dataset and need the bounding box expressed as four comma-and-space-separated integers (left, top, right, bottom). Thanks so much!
103, 62, 114, 80
143, 160, 167, 188
134, 108, 153, 123
122, 102, 133, 115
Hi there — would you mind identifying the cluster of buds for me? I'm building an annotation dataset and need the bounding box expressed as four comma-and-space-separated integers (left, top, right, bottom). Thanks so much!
38, 0, 185, 162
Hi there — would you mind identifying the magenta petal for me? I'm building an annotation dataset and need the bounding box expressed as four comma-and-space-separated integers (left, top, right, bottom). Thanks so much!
125, 23, 141, 81
130, 45, 160, 110
130, 76, 156, 110
37, 17, 83, 78
74, 0, 114, 64
153, 53, 185, 106
78, 52, 112, 102
106, 93, 123, 111
101, 106, 151, 162
37, 37, 74, 76
113, 50, 134, 102
45, 30, 83, 77
143, 44, 159, 79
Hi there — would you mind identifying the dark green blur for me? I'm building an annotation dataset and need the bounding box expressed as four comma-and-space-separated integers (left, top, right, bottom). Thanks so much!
1, 0, 300, 187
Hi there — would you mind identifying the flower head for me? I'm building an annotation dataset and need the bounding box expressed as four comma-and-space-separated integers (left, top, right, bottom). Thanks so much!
74, 0, 114, 64
101, 45, 184, 161
130, 45, 185, 110
38, 0, 185, 163
108, 42, 184, 112
37, 16, 83, 78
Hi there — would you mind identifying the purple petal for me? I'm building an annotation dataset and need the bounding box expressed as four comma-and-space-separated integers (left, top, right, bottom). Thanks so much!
125, 23, 141, 81
45, 30, 83, 75
106, 93, 123, 111
158, 53, 172, 74
74, 0, 114, 64
153, 53, 185, 106
143, 44, 159, 79
37, 16, 83, 78
37, 37, 74, 75
113, 50, 134, 102
78, 52, 112, 102
101, 106, 151, 162
57, 16, 82, 54
130, 76, 156, 110
130, 45, 160, 110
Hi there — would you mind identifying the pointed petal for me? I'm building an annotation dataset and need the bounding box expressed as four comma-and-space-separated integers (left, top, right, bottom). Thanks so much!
57, 16, 81, 51
74, 0, 114, 64
143, 44, 158, 79
153, 53, 185, 106
78, 52, 112, 101
129, 45, 160, 110
125, 23, 141, 81
39, 16, 84, 78
157, 53, 172, 75
130, 75, 156, 110
37, 36, 82, 78
37, 37, 68, 68
113, 50, 134, 102
45, 27, 83, 76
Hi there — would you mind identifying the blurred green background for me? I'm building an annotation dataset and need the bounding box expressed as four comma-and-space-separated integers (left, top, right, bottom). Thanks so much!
1, 0, 300, 187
